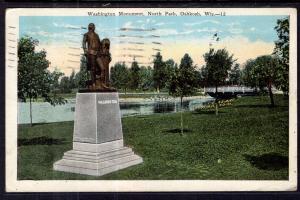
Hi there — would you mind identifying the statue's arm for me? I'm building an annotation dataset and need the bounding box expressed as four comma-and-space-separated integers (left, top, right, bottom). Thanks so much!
97, 34, 102, 53
82, 33, 88, 55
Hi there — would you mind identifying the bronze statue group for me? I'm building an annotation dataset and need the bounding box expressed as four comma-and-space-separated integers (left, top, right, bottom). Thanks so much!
82, 23, 115, 91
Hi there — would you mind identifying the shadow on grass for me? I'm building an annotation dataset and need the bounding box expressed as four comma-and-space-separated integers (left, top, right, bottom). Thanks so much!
193, 110, 226, 115
18, 121, 73, 128
243, 153, 288, 171
235, 104, 287, 109
135, 116, 149, 119
163, 128, 193, 134
18, 136, 67, 147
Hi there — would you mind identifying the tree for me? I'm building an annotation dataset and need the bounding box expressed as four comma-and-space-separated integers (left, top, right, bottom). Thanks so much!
198, 66, 209, 88
69, 70, 76, 90
139, 66, 153, 91
273, 17, 289, 94
165, 59, 177, 79
18, 36, 66, 126
49, 68, 64, 99
153, 52, 167, 93
59, 76, 72, 93
129, 60, 140, 90
75, 56, 88, 89
110, 62, 131, 93
229, 63, 242, 85
168, 54, 198, 135
203, 48, 235, 115
242, 59, 260, 91
244, 55, 280, 107
50, 68, 64, 91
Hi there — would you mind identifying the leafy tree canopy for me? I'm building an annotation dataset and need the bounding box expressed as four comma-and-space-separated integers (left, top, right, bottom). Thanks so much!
139, 66, 153, 90
243, 55, 280, 106
110, 62, 130, 91
18, 36, 65, 105
203, 48, 235, 88
273, 17, 289, 94
129, 60, 140, 89
153, 52, 167, 92
168, 54, 198, 99
229, 63, 242, 85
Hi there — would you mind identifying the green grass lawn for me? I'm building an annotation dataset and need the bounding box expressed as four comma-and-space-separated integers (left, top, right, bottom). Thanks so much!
18, 95, 289, 180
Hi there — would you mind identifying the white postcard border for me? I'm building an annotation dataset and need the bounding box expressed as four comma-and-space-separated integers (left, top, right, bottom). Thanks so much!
5, 8, 297, 192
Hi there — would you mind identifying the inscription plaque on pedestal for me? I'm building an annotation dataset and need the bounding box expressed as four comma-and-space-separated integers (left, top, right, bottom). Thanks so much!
53, 92, 143, 176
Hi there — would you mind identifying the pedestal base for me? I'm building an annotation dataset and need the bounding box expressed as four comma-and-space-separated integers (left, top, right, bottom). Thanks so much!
53, 140, 143, 176
53, 92, 143, 176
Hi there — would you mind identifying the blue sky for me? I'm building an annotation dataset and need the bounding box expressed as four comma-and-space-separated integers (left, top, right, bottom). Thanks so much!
20, 15, 284, 42
19, 15, 287, 75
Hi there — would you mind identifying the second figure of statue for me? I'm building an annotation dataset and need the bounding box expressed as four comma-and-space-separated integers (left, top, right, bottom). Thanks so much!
82, 23, 115, 91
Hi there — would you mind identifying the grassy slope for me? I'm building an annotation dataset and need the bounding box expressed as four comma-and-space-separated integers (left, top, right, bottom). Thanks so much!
18, 95, 288, 180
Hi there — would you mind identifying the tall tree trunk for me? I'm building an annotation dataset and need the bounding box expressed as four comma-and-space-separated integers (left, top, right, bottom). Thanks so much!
268, 82, 275, 107
215, 86, 219, 116
180, 96, 183, 136
29, 97, 33, 126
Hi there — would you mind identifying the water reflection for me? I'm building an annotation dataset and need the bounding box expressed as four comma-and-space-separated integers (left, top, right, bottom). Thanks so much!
18, 97, 214, 124
120, 98, 214, 117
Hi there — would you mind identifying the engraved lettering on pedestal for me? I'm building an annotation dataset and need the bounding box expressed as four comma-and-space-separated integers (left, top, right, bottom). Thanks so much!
98, 99, 118, 104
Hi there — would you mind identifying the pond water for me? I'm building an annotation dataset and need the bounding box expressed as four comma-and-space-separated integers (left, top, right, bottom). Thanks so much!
18, 96, 214, 124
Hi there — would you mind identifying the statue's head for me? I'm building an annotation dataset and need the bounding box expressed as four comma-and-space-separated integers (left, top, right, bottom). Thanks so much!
101, 38, 110, 54
88, 23, 95, 32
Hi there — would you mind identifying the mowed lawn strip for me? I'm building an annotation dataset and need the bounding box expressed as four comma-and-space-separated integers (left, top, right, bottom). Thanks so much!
17, 95, 288, 180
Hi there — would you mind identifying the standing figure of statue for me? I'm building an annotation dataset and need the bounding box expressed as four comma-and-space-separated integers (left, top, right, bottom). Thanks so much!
82, 23, 114, 91
100, 38, 111, 87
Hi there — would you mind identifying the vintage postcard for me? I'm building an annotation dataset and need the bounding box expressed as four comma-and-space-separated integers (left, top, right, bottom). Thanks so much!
5, 8, 297, 192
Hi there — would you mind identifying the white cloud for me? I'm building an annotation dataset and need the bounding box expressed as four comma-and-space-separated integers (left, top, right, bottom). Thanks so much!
227, 22, 240, 27
250, 27, 256, 31
228, 28, 243, 34
123, 21, 134, 28
197, 28, 221, 33
152, 28, 197, 37
180, 30, 195, 35
184, 20, 220, 27
153, 28, 178, 36
23, 29, 82, 44
53, 22, 82, 29
155, 22, 165, 26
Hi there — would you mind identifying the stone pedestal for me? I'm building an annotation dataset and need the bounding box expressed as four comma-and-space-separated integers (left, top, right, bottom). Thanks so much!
53, 92, 143, 176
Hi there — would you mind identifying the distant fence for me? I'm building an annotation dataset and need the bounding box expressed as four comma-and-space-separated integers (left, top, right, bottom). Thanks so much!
204, 86, 257, 99
204, 86, 255, 94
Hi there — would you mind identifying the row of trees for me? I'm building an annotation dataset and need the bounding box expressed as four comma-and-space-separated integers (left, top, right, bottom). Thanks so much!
110, 62, 153, 92
110, 53, 178, 93
109, 52, 242, 93
53, 57, 88, 93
